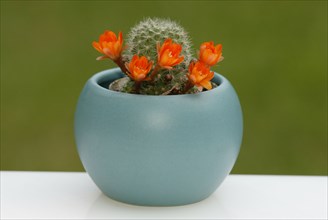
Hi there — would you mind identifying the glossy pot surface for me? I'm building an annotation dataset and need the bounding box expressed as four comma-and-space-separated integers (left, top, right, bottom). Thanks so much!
75, 68, 243, 206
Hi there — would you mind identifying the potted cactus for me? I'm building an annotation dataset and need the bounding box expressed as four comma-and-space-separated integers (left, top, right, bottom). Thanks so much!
75, 18, 243, 206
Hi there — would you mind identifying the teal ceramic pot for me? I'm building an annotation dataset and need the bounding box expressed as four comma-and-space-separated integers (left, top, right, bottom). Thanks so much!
75, 68, 243, 206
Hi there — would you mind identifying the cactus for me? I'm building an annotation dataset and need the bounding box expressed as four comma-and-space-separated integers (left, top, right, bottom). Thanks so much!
124, 18, 193, 68
115, 18, 193, 95
93, 17, 222, 95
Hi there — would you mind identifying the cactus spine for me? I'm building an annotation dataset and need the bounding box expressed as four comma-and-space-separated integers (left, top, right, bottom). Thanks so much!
124, 18, 193, 68
109, 18, 192, 95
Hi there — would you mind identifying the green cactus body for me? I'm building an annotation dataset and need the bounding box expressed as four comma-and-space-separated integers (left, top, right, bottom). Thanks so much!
124, 18, 193, 67
116, 18, 195, 95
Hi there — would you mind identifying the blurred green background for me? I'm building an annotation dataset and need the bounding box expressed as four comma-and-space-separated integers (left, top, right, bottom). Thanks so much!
1, 1, 327, 175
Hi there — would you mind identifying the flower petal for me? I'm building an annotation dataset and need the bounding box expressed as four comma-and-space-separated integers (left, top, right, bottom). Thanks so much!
92, 30, 124, 61
157, 38, 184, 68
199, 41, 222, 66
126, 55, 153, 81
96, 55, 108, 60
200, 80, 212, 90
92, 42, 103, 53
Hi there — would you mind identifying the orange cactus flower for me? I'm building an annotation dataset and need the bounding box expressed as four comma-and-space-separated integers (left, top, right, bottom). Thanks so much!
157, 38, 184, 69
199, 41, 222, 66
92, 30, 123, 61
127, 55, 153, 82
188, 61, 214, 90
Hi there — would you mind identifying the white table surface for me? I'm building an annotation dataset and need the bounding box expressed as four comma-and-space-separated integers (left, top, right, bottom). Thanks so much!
0, 171, 327, 219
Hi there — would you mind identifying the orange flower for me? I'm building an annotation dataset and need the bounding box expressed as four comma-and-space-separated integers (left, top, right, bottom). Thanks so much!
157, 38, 184, 69
188, 61, 214, 90
127, 55, 153, 82
199, 41, 222, 66
92, 30, 123, 61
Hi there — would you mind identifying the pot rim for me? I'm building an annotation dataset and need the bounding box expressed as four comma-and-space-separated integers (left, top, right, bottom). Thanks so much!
89, 68, 230, 98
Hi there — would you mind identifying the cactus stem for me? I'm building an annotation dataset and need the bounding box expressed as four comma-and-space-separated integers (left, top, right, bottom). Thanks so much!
148, 64, 161, 82
114, 56, 130, 76
182, 81, 194, 94
134, 81, 141, 94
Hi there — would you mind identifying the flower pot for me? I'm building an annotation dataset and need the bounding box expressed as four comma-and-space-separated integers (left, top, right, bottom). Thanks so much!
74, 68, 243, 206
